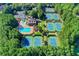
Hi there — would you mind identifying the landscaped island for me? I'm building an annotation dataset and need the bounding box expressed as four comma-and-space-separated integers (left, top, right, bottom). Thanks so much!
0, 3, 79, 56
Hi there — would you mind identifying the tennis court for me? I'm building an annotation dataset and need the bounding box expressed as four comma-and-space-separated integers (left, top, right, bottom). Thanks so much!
48, 36, 57, 47
46, 13, 59, 20
47, 22, 55, 31
55, 22, 62, 31
33, 36, 42, 47
21, 36, 33, 48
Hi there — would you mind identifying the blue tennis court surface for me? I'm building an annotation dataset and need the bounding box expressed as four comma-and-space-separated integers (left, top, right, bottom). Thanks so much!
53, 14, 59, 20
34, 36, 42, 47
55, 22, 62, 31
21, 36, 33, 48
47, 23, 55, 31
46, 13, 59, 20
48, 36, 57, 47
47, 22, 62, 31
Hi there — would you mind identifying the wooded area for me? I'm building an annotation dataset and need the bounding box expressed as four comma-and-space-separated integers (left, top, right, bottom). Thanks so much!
0, 3, 79, 56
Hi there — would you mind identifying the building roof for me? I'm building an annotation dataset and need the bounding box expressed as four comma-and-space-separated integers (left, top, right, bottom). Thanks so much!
45, 8, 55, 12
27, 19, 36, 24
27, 17, 41, 26
14, 14, 26, 20
0, 5, 3, 11
14, 11, 26, 19
17, 11, 25, 15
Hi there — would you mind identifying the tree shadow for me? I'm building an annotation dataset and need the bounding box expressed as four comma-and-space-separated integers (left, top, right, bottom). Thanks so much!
73, 34, 79, 55
21, 38, 30, 47
8, 18, 19, 28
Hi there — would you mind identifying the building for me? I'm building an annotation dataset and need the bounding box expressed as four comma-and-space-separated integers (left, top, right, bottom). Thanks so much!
14, 13, 26, 21
14, 11, 26, 20
27, 18, 37, 26
0, 5, 4, 13
45, 8, 55, 13
17, 11, 25, 15
27, 17, 41, 26
0, 5, 3, 11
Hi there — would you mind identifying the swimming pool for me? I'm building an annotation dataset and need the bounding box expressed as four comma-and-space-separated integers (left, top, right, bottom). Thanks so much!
48, 36, 57, 47
47, 23, 55, 31
19, 27, 31, 33
55, 22, 62, 31
34, 36, 42, 47
21, 36, 33, 48
46, 13, 59, 20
